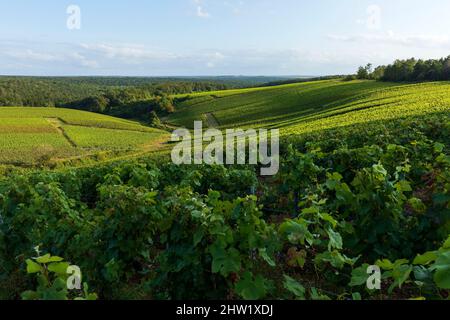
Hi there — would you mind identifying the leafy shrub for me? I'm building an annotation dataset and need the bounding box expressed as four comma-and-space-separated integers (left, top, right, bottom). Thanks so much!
21, 250, 97, 300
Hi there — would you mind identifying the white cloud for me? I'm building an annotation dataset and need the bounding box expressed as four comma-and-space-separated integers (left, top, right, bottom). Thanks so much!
69, 52, 99, 68
328, 32, 450, 49
5, 49, 62, 62
80, 43, 179, 62
197, 6, 210, 18
2, 36, 448, 76
204, 51, 225, 68
3, 48, 99, 69
208, 52, 225, 60
356, 5, 382, 31
193, 0, 211, 18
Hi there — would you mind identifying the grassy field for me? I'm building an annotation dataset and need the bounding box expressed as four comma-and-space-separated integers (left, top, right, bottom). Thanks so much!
63, 125, 166, 149
0, 107, 156, 131
0, 107, 169, 166
168, 80, 450, 135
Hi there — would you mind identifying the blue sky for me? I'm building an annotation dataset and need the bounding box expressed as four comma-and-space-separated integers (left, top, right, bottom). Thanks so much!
1, 0, 450, 76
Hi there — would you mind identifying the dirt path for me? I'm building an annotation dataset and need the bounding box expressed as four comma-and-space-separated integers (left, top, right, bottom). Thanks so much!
46, 118, 77, 147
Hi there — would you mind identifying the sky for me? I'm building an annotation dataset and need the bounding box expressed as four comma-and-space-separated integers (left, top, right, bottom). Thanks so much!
1, 0, 450, 76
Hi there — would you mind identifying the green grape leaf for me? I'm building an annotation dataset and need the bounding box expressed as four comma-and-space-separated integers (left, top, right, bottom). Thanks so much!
48, 262, 70, 275
283, 275, 305, 299
413, 251, 437, 266
235, 272, 267, 300
352, 292, 362, 300
349, 264, 370, 286
259, 248, 276, 267
26, 259, 42, 274
443, 236, 450, 249
36, 254, 63, 264
376, 259, 394, 270
21, 290, 39, 300
432, 251, 450, 289
210, 243, 241, 276
326, 227, 343, 251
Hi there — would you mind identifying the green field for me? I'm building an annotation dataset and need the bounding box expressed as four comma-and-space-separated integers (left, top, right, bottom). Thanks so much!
2, 80, 450, 166
1, 78, 449, 301
168, 80, 450, 135
0, 107, 169, 165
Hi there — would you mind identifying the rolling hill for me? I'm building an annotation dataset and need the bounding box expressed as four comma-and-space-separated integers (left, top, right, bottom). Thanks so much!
1, 79, 449, 301
3, 79, 449, 166
0, 107, 169, 166
168, 79, 450, 136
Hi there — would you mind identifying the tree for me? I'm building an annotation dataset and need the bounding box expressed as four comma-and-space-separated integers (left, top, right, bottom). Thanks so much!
155, 94, 175, 113
86, 95, 109, 113
376, 56, 450, 82
68, 95, 110, 113
442, 56, 450, 80
371, 66, 385, 80
412, 60, 427, 81
149, 111, 161, 127
356, 64, 373, 80
357, 66, 369, 80
366, 63, 373, 75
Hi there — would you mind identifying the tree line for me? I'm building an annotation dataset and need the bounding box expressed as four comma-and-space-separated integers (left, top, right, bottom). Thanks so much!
353, 56, 450, 82
0, 77, 232, 108
0, 77, 236, 124
64, 88, 176, 123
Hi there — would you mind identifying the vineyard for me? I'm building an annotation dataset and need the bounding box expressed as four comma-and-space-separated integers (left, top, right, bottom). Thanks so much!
0, 78, 449, 300
2, 0, 450, 306
168, 80, 450, 136
0, 107, 169, 165
0, 96, 449, 299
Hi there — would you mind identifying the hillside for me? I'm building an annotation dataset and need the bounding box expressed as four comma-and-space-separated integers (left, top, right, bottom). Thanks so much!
168, 80, 450, 135
2, 80, 449, 166
1, 80, 449, 301
0, 107, 169, 166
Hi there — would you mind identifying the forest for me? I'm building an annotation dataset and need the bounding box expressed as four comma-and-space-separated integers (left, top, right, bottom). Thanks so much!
0, 76, 284, 108
355, 56, 450, 82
